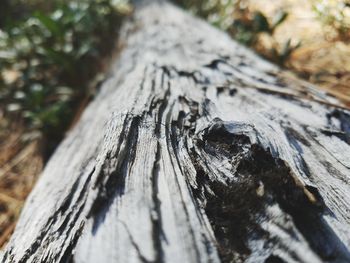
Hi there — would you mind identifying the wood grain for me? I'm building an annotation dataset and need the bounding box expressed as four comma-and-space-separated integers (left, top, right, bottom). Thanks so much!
3, 1, 350, 262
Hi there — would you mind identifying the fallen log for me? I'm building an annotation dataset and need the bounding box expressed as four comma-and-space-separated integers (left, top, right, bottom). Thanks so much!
3, 1, 350, 262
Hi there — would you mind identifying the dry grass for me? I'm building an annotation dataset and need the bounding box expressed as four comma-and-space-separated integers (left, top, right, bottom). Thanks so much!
0, 117, 43, 247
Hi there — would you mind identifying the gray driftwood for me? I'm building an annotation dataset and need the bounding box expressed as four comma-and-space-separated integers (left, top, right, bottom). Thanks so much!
3, 1, 350, 262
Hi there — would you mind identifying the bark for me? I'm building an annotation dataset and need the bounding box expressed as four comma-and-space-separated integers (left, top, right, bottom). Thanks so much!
3, 1, 350, 263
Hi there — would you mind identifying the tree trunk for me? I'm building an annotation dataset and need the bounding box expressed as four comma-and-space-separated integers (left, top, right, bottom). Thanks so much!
3, 1, 350, 262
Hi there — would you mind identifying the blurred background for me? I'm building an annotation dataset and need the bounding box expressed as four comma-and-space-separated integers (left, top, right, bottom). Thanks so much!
0, 0, 349, 248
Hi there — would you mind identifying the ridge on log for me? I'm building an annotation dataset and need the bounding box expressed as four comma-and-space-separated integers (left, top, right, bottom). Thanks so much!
3, 1, 350, 262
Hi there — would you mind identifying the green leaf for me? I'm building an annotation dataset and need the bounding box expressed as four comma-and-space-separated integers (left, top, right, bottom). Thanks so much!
272, 11, 288, 31
34, 12, 62, 37
253, 11, 270, 33
41, 47, 72, 70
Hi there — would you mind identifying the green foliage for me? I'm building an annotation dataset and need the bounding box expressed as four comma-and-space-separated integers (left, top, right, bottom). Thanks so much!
312, 0, 350, 40
0, 0, 128, 137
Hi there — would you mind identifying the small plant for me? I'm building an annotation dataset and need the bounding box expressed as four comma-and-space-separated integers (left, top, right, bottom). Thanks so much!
229, 9, 289, 46
226, 6, 298, 66
267, 38, 301, 66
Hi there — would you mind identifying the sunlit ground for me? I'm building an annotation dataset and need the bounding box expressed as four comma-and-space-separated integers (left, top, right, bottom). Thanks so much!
250, 0, 350, 106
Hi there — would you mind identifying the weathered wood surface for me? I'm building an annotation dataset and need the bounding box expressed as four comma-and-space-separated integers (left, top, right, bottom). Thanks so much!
3, 1, 350, 262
